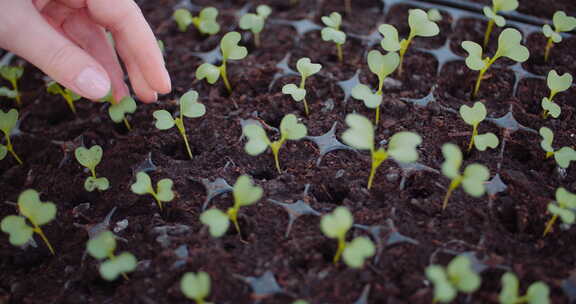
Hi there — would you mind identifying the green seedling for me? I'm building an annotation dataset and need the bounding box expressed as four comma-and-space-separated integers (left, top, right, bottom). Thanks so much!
75, 145, 110, 192
243, 114, 307, 173
239, 5, 272, 47
153, 90, 206, 159
196, 32, 247, 93
342, 114, 422, 189
499, 272, 550, 304
378, 8, 440, 75
0, 65, 23, 106
543, 187, 576, 237
87, 230, 137, 281
462, 28, 529, 98
46, 81, 81, 114
0, 189, 56, 255
427, 9, 443, 22
426, 255, 481, 303
173, 7, 220, 35
282, 57, 322, 115
200, 175, 262, 238
181, 271, 211, 304
459, 102, 499, 152
320, 207, 375, 268
541, 70, 572, 119
0, 109, 23, 165
482, 0, 519, 48
539, 127, 576, 169
100, 93, 137, 130
130, 172, 175, 211
441, 143, 490, 210
542, 11, 576, 62
321, 12, 346, 62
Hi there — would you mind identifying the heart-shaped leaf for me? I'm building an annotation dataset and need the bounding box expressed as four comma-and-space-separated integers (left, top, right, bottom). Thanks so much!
542, 24, 562, 43
554, 147, 576, 169
153, 110, 176, 130
280, 114, 307, 140
181, 271, 211, 301
494, 28, 530, 63
547, 70, 573, 94
85, 177, 110, 192
180, 90, 206, 118
499, 272, 520, 304
173, 8, 193, 32
296, 57, 322, 78
493, 0, 519, 12
408, 9, 440, 38
257, 5, 272, 18
342, 236, 375, 268
367, 50, 400, 81
351, 84, 382, 108
109, 96, 137, 123
239, 14, 265, 33
87, 230, 116, 260
197, 7, 220, 35
441, 143, 462, 180
233, 175, 263, 207
322, 12, 342, 29
243, 124, 270, 155
388, 131, 422, 163
0, 108, 18, 135
539, 127, 554, 153
460, 102, 487, 126
18, 189, 56, 226
525, 282, 550, 304
461, 41, 486, 71
282, 84, 306, 101
553, 11, 576, 33
483, 7, 506, 26
461, 164, 490, 197
156, 179, 175, 202
342, 114, 374, 151
541, 97, 561, 118
427, 9, 443, 22
0, 87, 17, 99
200, 208, 230, 237
320, 207, 353, 239
1, 215, 33, 246
474, 133, 499, 151
0, 66, 23, 81
75, 145, 103, 171
378, 24, 401, 52
447, 255, 481, 293
196, 63, 221, 84
557, 187, 576, 209
221, 32, 247, 61
100, 252, 137, 281
321, 27, 346, 45
131, 172, 153, 195
0, 145, 7, 160
548, 203, 575, 224
426, 265, 457, 303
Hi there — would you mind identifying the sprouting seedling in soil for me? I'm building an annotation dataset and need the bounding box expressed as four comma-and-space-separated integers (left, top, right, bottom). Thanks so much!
462, 28, 529, 98
542, 187, 576, 237
173, 7, 220, 35
181, 271, 211, 304
541, 70, 572, 119
320, 207, 375, 268
87, 230, 137, 281
100, 93, 137, 130
130, 172, 175, 211
239, 5, 272, 48
153, 90, 206, 159
542, 11, 576, 62
342, 114, 422, 189
425, 255, 481, 303
441, 143, 490, 210
282, 57, 322, 116
482, 0, 519, 48
75, 145, 110, 192
47, 81, 81, 114
321, 12, 346, 63
200, 175, 262, 238
378, 8, 439, 75
0, 189, 56, 255
196, 32, 247, 94
539, 127, 576, 169
0, 109, 23, 165
0, 65, 23, 106
243, 114, 307, 174
460, 102, 499, 152
499, 272, 550, 304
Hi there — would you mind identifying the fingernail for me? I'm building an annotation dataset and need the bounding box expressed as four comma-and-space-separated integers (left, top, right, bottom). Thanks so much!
75, 67, 110, 99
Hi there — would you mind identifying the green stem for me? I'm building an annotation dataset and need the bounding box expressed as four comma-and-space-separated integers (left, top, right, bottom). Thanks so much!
11, 79, 21, 107
333, 235, 346, 264
64, 95, 77, 114
228, 207, 242, 237
221, 61, 232, 94
176, 120, 193, 160
123, 118, 132, 131
107, 253, 130, 280
33, 226, 55, 255
442, 178, 461, 210
150, 191, 163, 211
483, 19, 495, 49
5, 134, 23, 165
375, 107, 380, 126
336, 44, 343, 63
271, 138, 285, 174
543, 214, 558, 236
545, 151, 554, 159
544, 38, 554, 62
467, 125, 478, 152
398, 38, 412, 76
367, 149, 387, 190
299, 77, 309, 115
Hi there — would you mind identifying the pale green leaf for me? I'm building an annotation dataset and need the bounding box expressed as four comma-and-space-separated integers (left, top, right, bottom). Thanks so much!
461, 164, 490, 197
197, 7, 220, 35
554, 147, 576, 169
0, 87, 17, 99
87, 230, 116, 260
181, 271, 211, 301
542, 24, 561, 42
441, 143, 462, 179
321, 12, 342, 28
494, 28, 530, 63
196, 63, 221, 84
1, 215, 33, 246
282, 83, 306, 101
526, 282, 550, 304
131, 172, 152, 195
243, 124, 270, 156
548, 203, 575, 224
153, 110, 176, 130
320, 207, 352, 239
0, 108, 18, 135
426, 265, 457, 303
351, 84, 381, 108
109, 96, 137, 123
240, 14, 265, 33
342, 114, 374, 151
378, 24, 401, 52
474, 133, 499, 151
556, 187, 576, 209
0, 66, 23, 81
0, 145, 7, 160
461, 41, 486, 71
180, 90, 206, 118
553, 11, 576, 33
493, 0, 519, 11
18, 189, 56, 226
233, 175, 263, 207
539, 127, 554, 153
221, 32, 247, 61
100, 252, 137, 281
173, 8, 193, 32
75, 145, 103, 171
408, 9, 440, 37
157, 179, 175, 202
280, 114, 307, 140
427, 9, 443, 22
200, 208, 230, 237
342, 236, 375, 268
387, 132, 422, 163
368, 50, 400, 81
296, 57, 322, 78
541, 97, 561, 119
447, 255, 481, 293
257, 5, 272, 18
321, 28, 346, 45
85, 177, 110, 192
460, 102, 487, 126
547, 70, 573, 94
499, 272, 520, 304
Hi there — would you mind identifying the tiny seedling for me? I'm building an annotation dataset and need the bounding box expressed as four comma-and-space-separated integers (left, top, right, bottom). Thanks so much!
320, 207, 375, 268
0, 65, 23, 106
75, 145, 110, 192
543, 187, 576, 236
441, 143, 490, 210
342, 114, 422, 189
130, 172, 175, 211
378, 8, 440, 75
427, 9, 443, 22
282, 57, 322, 115
539, 127, 576, 169
200, 175, 262, 238
100, 93, 137, 130
173, 7, 220, 35
426, 255, 481, 303
482, 0, 519, 48
462, 28, 529, 98
0, 108, 23, 165
321, 12, 346, 62
239, 5, 272, 47
499, 272, 550, 304
181, 271, 211, 304
541, 70, 572, 119
196, 32, 247, 93
0, 189, 56, 254
542, 11, 576, 62
243, 114, 307, 173
47, 81, 81, 114
87, 230, 137, 281
459, 102, 499, 152
153, 90, 206, 159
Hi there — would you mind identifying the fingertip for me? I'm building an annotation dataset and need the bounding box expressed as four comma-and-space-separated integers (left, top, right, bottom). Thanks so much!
137, 91, 158, 104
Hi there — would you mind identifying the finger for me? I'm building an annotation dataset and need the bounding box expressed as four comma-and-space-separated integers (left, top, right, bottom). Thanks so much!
116, 37, 158, 103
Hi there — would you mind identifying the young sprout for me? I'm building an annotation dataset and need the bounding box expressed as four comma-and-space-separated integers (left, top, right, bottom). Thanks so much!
462, 28, 529, 98
543, 187, 576, 236
282, 57, 322, 115
542, 11, 576, 62
441, 143, 490, 210
153, 90, 206, 159
100, 93, 137, 130
482, 0, 519, 48
0, 65, 23, 106
0, 109, 23, 165
539, 127, 576, 169
320, 207, 375, 268
321, 12, 346, 62
47, 81, 81, 114
460, 102, 499, 152
75, 145, 110, 192
173, 7, 220, 35
87, 230, 137, 281
196, 32, 247, 93
243, 114, 307, 173
541, 70, 572, 119
0, 189, 56, 255
499, 272, 550, 304
427, 9, 443, 22
239, 5, 272, 48
200, 175, 262, 238
342, 114, 422, 189
426, 255, 481, 303
130, 172, 175, 211
181, 271, 211, 304
378, 9, 440, 75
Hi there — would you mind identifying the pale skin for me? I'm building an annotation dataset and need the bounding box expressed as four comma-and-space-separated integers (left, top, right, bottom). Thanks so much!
0, 0, 171, 103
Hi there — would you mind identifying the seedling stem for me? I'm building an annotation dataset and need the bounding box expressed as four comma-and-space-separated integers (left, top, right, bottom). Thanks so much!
467, 125, 479, 152
544, 39, 554, 62
442, 177, 462, 210
33, 223, 55, 255
220, 62, 232, 94
299, 77, 310, 116
10, 78, 21, 107
337, 44, 343, 63
3, 134, 23, 165
543, 215, 557, 236
334, 235, 346, 264
473, 57, 497, 98
367, 148, 387, 189
483, 20, 495, 48
398, 37, 413, 76
123, 118, 132, 131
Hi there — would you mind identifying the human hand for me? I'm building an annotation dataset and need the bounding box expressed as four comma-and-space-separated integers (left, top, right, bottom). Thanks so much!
0, 0, 171, 103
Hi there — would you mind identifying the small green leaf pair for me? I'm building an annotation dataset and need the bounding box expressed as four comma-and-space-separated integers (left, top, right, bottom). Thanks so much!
499, 272, 550, 304
0, 109, 23, 165
100, 93, 138, 130
87, 231, 137, 281
426, 255, 481, 303
0, 65, 23, 106
46, 81, 81, 114
282, 57, 322, 115
131, 172, 175, 211
321, 12, 347, 62
542, 11, 576, 62
543, 187, 576, 236
239, 5, 272, 48
482, 0, 518, 48
459, 102, 499, 152
541, 70, 572, 119
539, 127, 576, 169
75, 145, 110, 192
173, 7, 220, 35
181, 271, 211, 304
